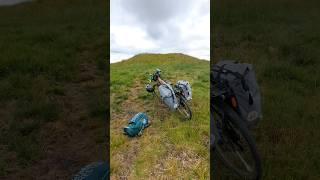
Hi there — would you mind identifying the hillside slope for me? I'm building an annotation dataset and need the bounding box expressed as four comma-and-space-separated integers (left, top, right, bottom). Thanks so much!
110, 53, 210, 179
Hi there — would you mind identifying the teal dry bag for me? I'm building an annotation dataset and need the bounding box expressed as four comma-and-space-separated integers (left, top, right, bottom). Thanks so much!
123, 112, 149, 137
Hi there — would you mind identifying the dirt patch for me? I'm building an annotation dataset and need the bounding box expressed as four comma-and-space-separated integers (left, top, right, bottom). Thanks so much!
110, 138, 141, 179
150, 148, 203, 178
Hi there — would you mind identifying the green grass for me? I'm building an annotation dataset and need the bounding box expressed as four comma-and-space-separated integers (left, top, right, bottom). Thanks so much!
0, 0, 107, 177
213, 0, 320, 178
110, 53, 210, 179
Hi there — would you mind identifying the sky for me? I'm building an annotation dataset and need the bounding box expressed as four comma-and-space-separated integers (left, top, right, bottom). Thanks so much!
110, 0, 210, 63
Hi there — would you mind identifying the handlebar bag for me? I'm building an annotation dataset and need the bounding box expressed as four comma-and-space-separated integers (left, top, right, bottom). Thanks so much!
213, 60, 262, 127
159, 83, 178, 110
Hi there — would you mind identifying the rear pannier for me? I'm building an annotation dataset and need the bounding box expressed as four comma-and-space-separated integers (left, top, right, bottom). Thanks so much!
176, 80, 192, 101
213, 60, 262, 127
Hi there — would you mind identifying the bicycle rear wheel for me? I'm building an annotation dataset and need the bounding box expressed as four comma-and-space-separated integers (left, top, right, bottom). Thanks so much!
177, 96, 192, 120
212, 105, 262, 179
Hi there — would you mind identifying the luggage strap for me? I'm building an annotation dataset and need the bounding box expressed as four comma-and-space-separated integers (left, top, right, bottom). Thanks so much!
214, 65, 250, 91
163, 83, 176, 103
214, 65, 253, 105
178, 83, 190, 96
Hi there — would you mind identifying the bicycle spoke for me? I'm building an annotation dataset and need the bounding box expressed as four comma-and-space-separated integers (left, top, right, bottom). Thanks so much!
182, 108, 189, 117
177, 106, 189, 119
235, 150, 253, 172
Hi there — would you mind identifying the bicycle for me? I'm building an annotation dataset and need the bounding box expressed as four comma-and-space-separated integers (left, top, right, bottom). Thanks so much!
211, 70, 262, 179
146, 69, 192, 120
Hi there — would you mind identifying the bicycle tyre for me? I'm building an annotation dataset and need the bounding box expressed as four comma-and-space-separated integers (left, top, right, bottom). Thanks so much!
212, 104, 262, 179
177, 96, 192, 120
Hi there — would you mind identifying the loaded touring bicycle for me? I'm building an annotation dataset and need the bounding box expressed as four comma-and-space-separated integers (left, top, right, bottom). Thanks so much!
146, 69, 193, 120
211, 60, 262, 179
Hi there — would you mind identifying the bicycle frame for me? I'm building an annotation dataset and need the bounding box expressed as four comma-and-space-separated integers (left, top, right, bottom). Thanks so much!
152, 80, 184, 106
211, 75, 262, 179
146, 70, 192, 120
212, 80, 241, 144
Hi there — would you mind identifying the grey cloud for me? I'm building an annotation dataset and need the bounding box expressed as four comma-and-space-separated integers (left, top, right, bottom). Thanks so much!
146, 25, 162, 39
120, 0, 192, 39
111, 0, 210, 63
121, 0, 190, 23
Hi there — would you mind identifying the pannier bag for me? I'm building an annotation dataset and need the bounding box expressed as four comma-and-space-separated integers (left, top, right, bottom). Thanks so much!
213, 60, 262, 127
123, 112, 149, 137
176, 80, 192, 101
159, 83, 178, 110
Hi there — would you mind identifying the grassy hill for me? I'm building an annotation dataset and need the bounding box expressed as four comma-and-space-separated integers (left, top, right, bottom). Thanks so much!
0, 0, 107, 178
110, 53, 210, 179
213, 0, 320, 178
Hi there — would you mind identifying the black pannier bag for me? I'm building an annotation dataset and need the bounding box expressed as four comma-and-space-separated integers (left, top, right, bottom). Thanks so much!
213, 60, 262, 127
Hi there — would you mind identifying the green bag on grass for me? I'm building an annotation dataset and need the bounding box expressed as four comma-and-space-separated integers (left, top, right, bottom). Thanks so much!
123, 112, 149, 137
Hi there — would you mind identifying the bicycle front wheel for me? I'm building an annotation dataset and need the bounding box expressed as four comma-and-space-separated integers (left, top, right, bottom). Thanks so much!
212, 104, 262, 179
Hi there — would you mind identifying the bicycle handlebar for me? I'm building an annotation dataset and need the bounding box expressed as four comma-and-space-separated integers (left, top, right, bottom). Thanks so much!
147, 68, 162, 82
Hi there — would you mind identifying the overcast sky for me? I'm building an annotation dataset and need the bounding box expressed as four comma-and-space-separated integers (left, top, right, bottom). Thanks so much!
110, 0, 210, 63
